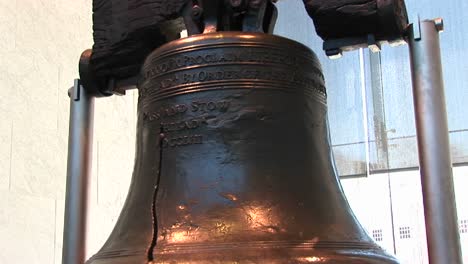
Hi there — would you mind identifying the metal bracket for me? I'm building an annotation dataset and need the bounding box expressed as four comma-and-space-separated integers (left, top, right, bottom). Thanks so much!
412, 15, 422, 41
324, 34, 389, 59
69, 79, 81, 101
411, 16, 444, 42
182, 0, 277, 36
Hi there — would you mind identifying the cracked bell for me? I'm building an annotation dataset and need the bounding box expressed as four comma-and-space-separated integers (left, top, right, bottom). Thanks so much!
86, 32, 399, 264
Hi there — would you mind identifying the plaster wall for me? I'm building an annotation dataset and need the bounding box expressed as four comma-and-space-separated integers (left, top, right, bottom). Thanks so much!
0, 1, 136, 263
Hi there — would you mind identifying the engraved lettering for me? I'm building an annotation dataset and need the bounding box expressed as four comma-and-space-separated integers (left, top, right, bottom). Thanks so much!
158, 64, 168, 73
191, 102, 199, 112
162, 135, 204, 148
192, 102, 206, 112
144, 49, 307, 80
175, 57, 185, 67
160, 75, 179, 89
217, 101, 230, 112
144, 104, 188, 121
144, 100, 231, 123
204, 54, 216, 62
207, 102, 216, 111
208, 71, 216, 81
198, 71, 207, 81
142, 112, 161, 121
182, 73, 196, 84
176, 104, 188, 113
149, 67, 318, 91
190, 100, 230, 113
161, 118, 206, 132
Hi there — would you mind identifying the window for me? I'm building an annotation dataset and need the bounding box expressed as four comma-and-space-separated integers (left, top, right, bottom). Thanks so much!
399, 226, 411, 239
372, 229, 383, 242
460, 219, 468, 234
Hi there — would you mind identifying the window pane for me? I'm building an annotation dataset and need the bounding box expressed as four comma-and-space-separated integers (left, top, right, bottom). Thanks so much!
380, 0, 468, 170
274, 0, 468, 177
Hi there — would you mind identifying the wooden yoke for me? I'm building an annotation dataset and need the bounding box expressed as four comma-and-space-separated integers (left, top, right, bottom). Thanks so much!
302, 0, 408, 57
303, 0, 407, 40
89, 0, 188, 90
85, 0, 407, 93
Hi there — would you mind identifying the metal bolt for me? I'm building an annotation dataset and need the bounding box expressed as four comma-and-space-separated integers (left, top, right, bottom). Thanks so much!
328, 53, 343, 60
230, 0, 243, 8
326, 48, 343, 60
369, 44, 381, 53
249, 0, 262, 9
433, 17, 444, 32
192, 5, 203, 20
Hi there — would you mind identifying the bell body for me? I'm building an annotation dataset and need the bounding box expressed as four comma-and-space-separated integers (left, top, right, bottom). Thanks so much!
87, 32, 398, 263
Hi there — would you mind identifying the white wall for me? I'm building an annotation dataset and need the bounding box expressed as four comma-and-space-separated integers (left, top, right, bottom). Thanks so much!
0, 1, 136, 263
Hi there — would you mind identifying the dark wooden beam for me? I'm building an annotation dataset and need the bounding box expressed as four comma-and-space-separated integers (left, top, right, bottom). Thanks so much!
302, 0, 408, 41
86, 0, 407, 88
90, 0, 189, 82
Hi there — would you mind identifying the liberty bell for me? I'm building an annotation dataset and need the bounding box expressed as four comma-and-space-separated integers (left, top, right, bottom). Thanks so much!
85, 1, 400, 263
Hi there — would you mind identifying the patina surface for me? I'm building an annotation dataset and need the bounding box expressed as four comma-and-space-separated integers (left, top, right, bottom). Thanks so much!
86, 32, 398, 264
85, 1, 407, 262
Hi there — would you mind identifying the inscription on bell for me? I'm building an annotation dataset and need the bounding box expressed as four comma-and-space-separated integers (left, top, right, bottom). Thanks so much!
162, 135, 203, 148
150, 100, 232, 148
161, 118, 205, 132
191, 100, 230, 113
144, 100, 231, 121
145, 49, 299, 78
158, 69, 298, 89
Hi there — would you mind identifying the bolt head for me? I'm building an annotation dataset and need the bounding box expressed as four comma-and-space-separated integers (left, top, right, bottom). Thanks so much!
192, 5, 202, 19
328, 53, 343, 60
326, 48, 343, 60
230, 0, 243, 7
433, 17, 444, 32
249, 0, 262, 9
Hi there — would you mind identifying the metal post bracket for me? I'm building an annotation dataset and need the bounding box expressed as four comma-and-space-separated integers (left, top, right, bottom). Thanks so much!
62, 79, 95, 264
410, 17, 444, 42
407, 16, 463, 264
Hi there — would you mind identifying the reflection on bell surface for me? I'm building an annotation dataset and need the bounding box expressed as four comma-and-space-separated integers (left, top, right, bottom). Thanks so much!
86, 32, 399, 263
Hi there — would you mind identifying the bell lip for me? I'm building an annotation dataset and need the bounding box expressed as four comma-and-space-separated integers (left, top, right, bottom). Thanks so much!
87, 241, 399, 263
151, 31, 317, 58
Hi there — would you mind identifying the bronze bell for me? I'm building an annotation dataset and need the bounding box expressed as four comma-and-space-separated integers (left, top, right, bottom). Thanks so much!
86, 32, 399, 263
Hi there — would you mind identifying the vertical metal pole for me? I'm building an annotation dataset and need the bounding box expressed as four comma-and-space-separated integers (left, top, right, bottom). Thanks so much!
408, 18, 463, 264
62, 79, 94, 264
